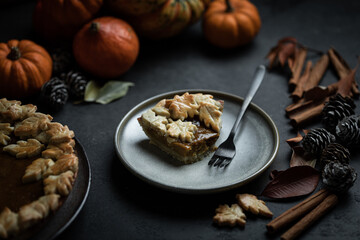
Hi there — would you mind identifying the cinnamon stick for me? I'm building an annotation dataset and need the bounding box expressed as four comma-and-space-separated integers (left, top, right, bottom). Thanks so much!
291, 60, 312, 101
266, 189, 330, 234
289, 48, 308, 91
303, 54, 329, 92
289, 102, 325, 127
281, 194, 338, 240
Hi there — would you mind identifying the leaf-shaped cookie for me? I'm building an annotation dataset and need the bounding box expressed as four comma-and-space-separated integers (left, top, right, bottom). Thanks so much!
199, 101, 222, 132
236, 194, 273, 218
0, 123, 14, 145
3, 139, 44, 158
213, 204, 246, 227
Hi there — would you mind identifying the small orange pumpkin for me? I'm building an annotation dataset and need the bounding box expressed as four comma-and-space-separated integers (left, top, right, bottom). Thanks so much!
202, 0, 261, 48
0, 40, 52, 98
33, 0, 103, 40
73, 17, 139, 79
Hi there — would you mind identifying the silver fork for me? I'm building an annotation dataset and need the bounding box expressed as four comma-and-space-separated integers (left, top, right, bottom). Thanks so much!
208, 65, 266, 168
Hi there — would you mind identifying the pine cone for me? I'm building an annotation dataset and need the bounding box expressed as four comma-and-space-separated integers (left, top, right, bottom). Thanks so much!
51, 48, 74, 76
301, 128, 336, 156
322, 161, 357, 193
322, 94, 355, 131
335, 115, 360, 147
320, 143, 351, 165
61, 70, 88, 99
41, 77, 69, 109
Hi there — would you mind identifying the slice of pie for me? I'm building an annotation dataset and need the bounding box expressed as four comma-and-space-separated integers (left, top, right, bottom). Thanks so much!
0, 98, 78, 239
138, 92, 224, 164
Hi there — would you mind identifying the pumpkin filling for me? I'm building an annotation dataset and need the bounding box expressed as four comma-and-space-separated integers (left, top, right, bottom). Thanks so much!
0, 150, 43, 212
138, 92, 223, 164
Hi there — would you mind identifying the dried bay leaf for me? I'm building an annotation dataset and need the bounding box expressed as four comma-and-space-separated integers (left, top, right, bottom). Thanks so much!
84, 81, 134, 104
261, 166, 320, 199
84, 81, 101, 102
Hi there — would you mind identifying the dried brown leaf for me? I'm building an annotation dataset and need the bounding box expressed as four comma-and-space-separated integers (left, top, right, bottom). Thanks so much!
286, 130, 316, 167
336, 64, 359, 97
290, 146, 317, 168
266, 37, 298, 70
261, 166, 320, 199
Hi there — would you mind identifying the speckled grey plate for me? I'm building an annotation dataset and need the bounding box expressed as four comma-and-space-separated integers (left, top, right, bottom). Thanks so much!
114, 90, 279, 194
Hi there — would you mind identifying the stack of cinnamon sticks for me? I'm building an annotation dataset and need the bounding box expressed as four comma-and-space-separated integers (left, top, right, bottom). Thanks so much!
266, 189, 338, 240
268, 39, 359, 128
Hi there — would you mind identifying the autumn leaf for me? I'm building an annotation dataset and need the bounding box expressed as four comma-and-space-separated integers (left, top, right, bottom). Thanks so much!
213, 204, 246, 227
286, 130, 316, 168
261, 166, 320, 199
266, 37, 298, 70
336, 64, 359, 97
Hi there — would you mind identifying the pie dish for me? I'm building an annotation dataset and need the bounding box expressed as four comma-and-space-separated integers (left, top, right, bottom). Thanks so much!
138, 92, 224, 164
0, 98, 78, 239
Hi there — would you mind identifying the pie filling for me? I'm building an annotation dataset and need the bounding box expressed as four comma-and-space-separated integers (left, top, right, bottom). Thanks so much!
138, 92, 223, 164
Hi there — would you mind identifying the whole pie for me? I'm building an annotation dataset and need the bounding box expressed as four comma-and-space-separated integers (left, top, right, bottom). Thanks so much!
138, 92, 224, 164
0, 98, 78, 239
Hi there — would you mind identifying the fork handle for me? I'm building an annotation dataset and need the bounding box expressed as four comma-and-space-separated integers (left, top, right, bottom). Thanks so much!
229, 65, 266, 137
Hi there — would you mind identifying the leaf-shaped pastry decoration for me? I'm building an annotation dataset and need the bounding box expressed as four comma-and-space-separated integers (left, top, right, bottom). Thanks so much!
261, 166, 320, 199
213, 204, 246, 227
166, 93, 199, 120
3, 139, 44, 159
22, 158, 55, 183
44, 171, 75, 196
236, 194, 273, 218
199, 101, 222, 132
84, 80, 134, 104
14, 113, 52, 138
0, 123, 14, 145
166, 120, 197, 142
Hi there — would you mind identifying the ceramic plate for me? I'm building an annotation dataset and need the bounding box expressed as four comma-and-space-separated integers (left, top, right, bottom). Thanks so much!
114, 90, 279, 194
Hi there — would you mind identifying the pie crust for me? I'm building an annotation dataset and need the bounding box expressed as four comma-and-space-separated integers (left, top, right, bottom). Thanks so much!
0, 98, 78, 239
138, 92, 223, 164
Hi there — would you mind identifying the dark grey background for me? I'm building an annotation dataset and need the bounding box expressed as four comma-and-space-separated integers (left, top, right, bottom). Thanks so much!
1, 0, 359, 239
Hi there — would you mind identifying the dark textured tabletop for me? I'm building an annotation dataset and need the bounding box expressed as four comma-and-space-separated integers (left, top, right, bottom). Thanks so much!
1, 1, 360, 240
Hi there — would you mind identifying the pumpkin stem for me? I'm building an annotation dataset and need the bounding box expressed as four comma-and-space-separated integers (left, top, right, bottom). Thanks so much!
225, 0, 234, 12
7, 46, 21, 60
90, 22, 100, 33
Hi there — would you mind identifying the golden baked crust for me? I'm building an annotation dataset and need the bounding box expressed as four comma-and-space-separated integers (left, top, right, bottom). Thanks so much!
138, 93, 223, 164
0, 98, 78, 239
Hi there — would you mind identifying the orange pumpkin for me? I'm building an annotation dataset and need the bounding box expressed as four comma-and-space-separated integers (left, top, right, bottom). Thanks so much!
106, 0, 206, 39
202, 0, 261, 48
73, 17, 139, 79
0, 40, 53, 98
33, 0, 103, 40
